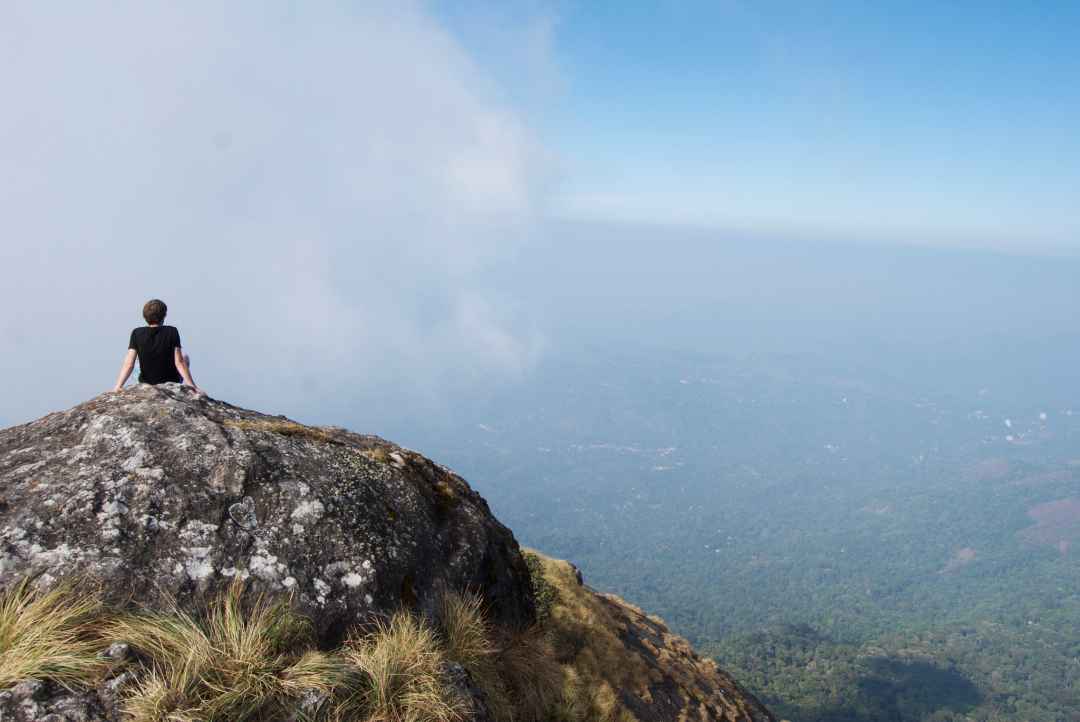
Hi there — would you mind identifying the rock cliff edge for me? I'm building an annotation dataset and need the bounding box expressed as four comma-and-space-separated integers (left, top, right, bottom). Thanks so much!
0, 384, 775, 722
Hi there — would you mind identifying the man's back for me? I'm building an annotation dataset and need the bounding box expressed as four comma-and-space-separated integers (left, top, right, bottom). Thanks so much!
129, 325, 183, 384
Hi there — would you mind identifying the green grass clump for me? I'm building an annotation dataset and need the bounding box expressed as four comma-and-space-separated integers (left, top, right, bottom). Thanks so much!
0, 578, 108, 689
523, 551, 559, 624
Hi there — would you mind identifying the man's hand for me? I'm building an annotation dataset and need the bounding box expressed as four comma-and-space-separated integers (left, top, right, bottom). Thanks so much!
174, 347, 201, 392
113, 349, 137, 393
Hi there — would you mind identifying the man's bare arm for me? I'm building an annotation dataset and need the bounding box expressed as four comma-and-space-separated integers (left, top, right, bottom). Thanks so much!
174, 347, 200, 392
112, 349, 137, 392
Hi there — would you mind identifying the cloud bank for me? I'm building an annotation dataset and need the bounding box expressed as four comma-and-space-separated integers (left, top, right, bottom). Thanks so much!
0, 1, 551, 425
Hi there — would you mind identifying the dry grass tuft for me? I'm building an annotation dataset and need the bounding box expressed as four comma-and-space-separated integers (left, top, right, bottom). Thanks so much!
0, 577, 108, 689
339, 611, 463, 722
437, 590, 564, 722
223, 418, 340, 445
1, 555, 669, 722
109, 580, 328, 722
438, 591, 494, 673
494, 625, 565, 722
280, 650, 348, 698
438, 591, 511, 721
431, 480, 461, 514
361, 447, 391, 463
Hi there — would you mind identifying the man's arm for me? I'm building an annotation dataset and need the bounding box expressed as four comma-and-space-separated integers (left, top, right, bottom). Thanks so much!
174, 346, 200, 392
112, 349, 137, 392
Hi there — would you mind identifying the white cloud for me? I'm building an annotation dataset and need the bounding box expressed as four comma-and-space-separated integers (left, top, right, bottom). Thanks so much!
0, 1, 553, 424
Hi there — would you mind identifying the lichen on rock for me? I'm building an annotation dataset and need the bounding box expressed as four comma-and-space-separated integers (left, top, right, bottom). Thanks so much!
0, 383, 534, 643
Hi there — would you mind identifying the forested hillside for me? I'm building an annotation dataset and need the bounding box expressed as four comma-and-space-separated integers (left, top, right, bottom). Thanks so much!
402, 347, 1080, 722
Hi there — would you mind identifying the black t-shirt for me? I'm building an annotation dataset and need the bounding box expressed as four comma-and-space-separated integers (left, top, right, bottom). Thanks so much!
128, 326, 183, 384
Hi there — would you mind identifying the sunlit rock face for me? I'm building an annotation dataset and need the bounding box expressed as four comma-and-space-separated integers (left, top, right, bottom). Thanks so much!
0, 383, 535, 642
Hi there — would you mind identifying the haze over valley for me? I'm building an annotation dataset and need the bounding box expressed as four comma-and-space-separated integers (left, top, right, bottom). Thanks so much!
382, 237, 1080, 721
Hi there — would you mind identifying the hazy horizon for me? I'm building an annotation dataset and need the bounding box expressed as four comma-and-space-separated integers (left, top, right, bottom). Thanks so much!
2, 222, 1079, 429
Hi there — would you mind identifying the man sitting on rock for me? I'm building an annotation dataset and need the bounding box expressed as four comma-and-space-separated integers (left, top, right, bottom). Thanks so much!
112, 299, 203, 395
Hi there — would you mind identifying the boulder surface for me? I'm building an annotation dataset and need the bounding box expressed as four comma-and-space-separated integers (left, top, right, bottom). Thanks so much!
0, 383, 534, 640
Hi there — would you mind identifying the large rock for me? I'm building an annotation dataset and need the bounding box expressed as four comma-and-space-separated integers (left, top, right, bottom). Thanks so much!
0, 383, 534, 640
0, 386, 778, 722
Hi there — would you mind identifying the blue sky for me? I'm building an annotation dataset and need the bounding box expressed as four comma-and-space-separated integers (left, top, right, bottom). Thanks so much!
3, 1, 1079, 425
437, 2, 1080, 252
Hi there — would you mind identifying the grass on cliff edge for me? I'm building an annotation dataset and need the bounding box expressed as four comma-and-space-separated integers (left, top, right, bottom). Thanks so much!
1, 554, 648, 722
524, 550, 647, 722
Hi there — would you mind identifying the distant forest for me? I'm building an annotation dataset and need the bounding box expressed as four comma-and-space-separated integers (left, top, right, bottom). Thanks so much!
405, 347, 1080, 722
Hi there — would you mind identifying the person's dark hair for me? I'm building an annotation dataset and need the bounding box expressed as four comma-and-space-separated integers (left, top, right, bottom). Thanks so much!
142, 299, 168, 325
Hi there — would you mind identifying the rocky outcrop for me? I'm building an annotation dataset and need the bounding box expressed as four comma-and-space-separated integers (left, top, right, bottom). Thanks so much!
0, 383, 533, 642
0, 385, 775, 721
0, 679, 107, 722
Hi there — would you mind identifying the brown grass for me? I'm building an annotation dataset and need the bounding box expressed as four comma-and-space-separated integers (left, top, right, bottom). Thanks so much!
525, 551, 650, 722
223, 418, 340, 444
361, 447, 391, 463
435, 589, 570, 722
339, 611, 463, 722
431, 480, 462, 515
0, 578, 108, 689
439, 591, 495, 673
492, 625, 565, 722
2, 555, 667, 722
108, 580, 329, 722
